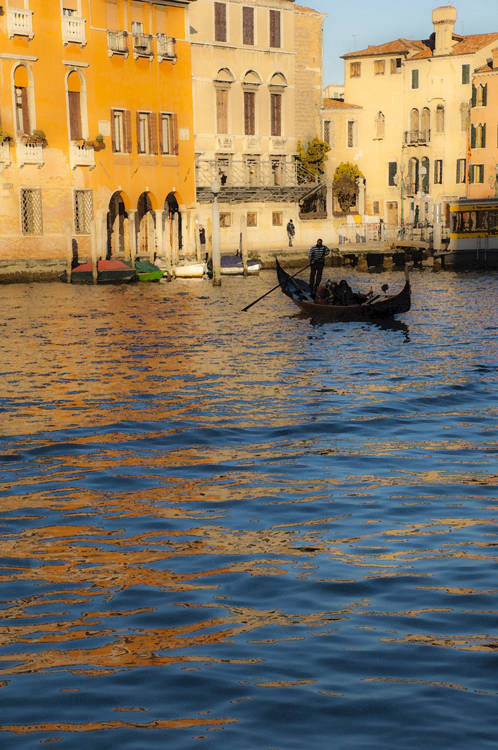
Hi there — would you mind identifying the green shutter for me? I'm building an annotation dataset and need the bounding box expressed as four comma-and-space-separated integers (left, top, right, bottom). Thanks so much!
471, 124, 476, 148
471, 85, 477, 107
483, 84, 488, 106
482, 123, 486, 148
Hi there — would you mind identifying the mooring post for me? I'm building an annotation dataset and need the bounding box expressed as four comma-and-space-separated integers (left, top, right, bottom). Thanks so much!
65, 222, 73, 283
211, 180, 221, 286
90, 219, 98, 284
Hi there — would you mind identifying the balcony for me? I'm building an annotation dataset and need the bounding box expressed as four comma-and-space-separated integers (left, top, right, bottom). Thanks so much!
7, 8, 34, 39
157, 34, 176, 63
133, 33, 154, 60
404, 129, 431, 146
62, 14, 86, 45
0, 141, 11, 170
70, 141, 95, 169
16, 139, 44, 168
107, 30, 129, 57
216, 135, 235, 152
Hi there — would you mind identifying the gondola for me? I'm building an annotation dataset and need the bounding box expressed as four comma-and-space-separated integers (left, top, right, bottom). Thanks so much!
276, 259, 410, 321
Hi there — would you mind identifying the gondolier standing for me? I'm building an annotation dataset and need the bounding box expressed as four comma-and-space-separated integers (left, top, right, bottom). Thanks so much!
308, 239, 331, 298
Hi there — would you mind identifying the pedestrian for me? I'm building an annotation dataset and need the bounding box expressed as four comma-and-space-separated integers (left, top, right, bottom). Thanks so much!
199, 225, 206, 252
286, 219, 295, 247
308, 238, 331, 298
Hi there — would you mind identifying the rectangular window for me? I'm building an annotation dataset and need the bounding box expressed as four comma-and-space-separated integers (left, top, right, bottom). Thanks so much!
456, 158, 466, 184
242, 6, 254, 45
74, 189, 93, 234
374, 60, 385, 75
20, 188, 42, 235
373, 200, 380, 215
269, 9, 280, 48
470, 164, 484, 183
247, 211, 257, 227
68, 90, 82, 140
131, 20, 143, 34
111, 109, 132, 153
270, 92, 281, 137
216, 89, 228, 134
462, 64, 470, 84
160, 112, 178, 155
347, 120, 357, 148
272, 211, 283, 226
350, 62, 361, 78
137, 111, 155, 154
390, 57, 402, 73
434, 159, 443, 184
388, 161, 397, 186
411, 69, 419, 89
244, 90, 255, 135
214, 2, 227, 42
220, 212, 231, 227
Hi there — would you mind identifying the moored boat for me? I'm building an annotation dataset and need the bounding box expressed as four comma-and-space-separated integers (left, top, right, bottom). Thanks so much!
61, 259, 137, 284
276, 259, 410, 321
133, 259, 165, 282
221, 255, 262, 275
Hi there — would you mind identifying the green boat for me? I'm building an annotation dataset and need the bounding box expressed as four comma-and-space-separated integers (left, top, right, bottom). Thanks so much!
126, 258, 165, 282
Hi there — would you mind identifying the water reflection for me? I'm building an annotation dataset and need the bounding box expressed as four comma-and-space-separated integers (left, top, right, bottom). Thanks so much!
0, 272, 497, 747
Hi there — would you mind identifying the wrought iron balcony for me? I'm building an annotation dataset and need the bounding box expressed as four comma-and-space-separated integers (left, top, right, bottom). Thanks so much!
62, 14, 86, 45
404, 129, 431, 146
7, 8, 34, 39
157, 34, 176, 62
133, 33, 154, 59
107, 30, 129, 57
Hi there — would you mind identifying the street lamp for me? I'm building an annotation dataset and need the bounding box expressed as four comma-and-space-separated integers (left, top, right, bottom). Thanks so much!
211, 178, 221, 286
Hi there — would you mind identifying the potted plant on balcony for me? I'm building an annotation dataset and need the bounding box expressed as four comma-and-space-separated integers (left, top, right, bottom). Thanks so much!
0, 128, 12, 143
94, 133, 105, 151
24, 129, 47, 146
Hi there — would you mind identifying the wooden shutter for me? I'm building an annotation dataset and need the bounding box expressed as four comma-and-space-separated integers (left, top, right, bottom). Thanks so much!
216, 89, 227, 134
271, 93, 281, 136
243, 6, 254, 45
159, 114, 164, 153
244, 91, 255, 135
214, 3, 226, 42
68, 91, 82, 140
269, 10, 280, 48
149, 112, 158, 154
21, 87, 31, 134
124, 109, 132, 153
172, 114, 178, 154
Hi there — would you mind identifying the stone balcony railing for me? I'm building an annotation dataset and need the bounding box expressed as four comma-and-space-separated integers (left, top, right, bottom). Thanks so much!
7, 7, 34, 39
133, 33, 154, 59
70, 142, 95, 169
404, 129, 431, 146
0, 141, 11, 169
16, 139, 44, 167
196, 157, 319, 190
107, 30, 128, 56
62, 14, 86, 45
157, 34, 176, 62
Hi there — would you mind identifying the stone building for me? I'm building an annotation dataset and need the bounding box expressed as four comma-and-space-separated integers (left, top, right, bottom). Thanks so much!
321, 6, 498, 234
0, 0, 196, 274
468, 47, 498, 199
189, 0, 326, 255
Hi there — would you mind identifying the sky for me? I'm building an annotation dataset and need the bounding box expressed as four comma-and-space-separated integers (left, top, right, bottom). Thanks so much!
308, 0, 498, 85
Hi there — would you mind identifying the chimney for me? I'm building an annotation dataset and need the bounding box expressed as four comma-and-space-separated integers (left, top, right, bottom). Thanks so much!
432, 6, 457, 56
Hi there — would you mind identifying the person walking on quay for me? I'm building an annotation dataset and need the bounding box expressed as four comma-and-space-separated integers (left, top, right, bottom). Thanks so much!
308, 238, 331, 298
286, 218, 295, 247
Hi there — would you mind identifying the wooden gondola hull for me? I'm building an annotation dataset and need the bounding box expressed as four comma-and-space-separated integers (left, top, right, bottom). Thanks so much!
276, 260, 410, 321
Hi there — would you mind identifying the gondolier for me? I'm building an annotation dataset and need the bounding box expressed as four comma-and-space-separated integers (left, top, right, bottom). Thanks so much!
308, 239, 331, 298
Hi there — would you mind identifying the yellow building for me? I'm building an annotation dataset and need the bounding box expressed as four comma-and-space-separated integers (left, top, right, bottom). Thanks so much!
322, 6, 498, 236
0, 0, 196, 275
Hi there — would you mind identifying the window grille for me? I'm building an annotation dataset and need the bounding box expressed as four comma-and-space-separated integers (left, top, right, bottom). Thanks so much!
20, 188, 43, 235
74, 190, 93, 234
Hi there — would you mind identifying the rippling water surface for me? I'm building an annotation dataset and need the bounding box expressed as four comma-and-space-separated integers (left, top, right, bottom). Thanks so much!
0, 270, 497, 749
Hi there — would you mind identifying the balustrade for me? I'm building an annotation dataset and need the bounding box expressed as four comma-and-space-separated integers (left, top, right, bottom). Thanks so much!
70, 142, 95, 169
157, 34, 176, 62
62, 14, 86, 45
107, 30, 128, 56
7, 7, 34, 39
16, 140, 44, 167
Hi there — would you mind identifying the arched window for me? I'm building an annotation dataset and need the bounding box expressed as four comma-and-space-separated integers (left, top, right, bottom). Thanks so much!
421, 156, 430, 194
421, 107, 430, 139
67, 71, 84, 140
435, 104, 445, 133
375, 111, 385, 139
242, 70, 262, 136
269, 73, 287, 137
409, 108, 419, 144
475, 83, 487, 107
214, 68, 235, 135
13, 65, 32, 135
408, 157, 419, 195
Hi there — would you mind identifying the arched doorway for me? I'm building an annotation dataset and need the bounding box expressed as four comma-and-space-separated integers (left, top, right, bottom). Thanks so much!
107, 192, 127, 259
137, 191, 155, 256
165, 191, 182, 250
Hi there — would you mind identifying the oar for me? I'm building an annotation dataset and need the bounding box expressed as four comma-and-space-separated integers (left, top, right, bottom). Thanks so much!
241, 263, 310, 312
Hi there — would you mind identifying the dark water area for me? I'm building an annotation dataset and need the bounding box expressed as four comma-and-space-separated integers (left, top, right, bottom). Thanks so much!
0, 269, 497, 749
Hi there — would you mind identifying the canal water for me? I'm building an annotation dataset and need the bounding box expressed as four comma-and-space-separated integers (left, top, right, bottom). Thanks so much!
0, 269, 497, 749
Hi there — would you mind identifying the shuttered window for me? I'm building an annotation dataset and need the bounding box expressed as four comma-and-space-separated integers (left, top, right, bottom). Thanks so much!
244, 91, 255, 135
216, 89, 228, 134
411, 69, 419, 89
270, 93, 281, 136
243, 6, 254, 45
269, 9, 280, 48
111, 109, 132, 153
68, 90, 82, 140
214, 2, 227, 42
137, 112, 158, 154
160, 113, 178, 155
